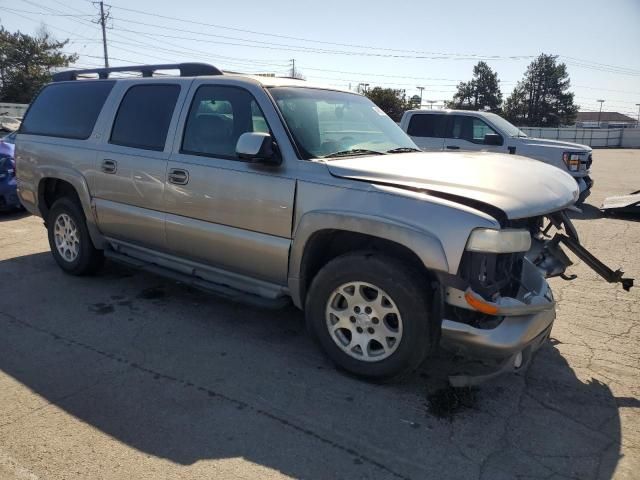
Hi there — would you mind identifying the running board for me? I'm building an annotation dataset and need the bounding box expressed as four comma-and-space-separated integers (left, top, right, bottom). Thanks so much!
104, 249, 291, 309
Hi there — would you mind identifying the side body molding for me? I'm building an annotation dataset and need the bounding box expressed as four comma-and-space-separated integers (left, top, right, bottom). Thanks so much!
287, 210, 449, 308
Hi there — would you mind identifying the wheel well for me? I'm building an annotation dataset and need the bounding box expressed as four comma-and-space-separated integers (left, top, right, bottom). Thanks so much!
38, 178, 80, 219
299, 230, 436, 304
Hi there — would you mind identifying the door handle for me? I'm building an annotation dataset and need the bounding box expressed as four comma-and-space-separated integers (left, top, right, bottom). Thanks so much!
101, 159, 117, 174
446, 145, 460, 150
168, 168, 189, 185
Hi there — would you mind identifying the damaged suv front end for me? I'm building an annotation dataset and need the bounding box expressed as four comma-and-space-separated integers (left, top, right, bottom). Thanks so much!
439, 210, 633, 384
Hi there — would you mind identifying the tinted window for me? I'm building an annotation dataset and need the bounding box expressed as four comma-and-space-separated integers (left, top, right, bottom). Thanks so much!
407, 114, 447, 138
20, 81, 115, 139
449, 116, 498, 144
182, 86, 269, 159
110, 84, 180, 151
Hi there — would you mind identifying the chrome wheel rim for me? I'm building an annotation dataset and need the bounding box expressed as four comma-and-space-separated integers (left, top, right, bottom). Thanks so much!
54, 213, 80, 262
325, 281, 403, 362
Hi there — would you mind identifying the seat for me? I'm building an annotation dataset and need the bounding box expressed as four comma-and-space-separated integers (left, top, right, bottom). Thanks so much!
184, 114, 235, 156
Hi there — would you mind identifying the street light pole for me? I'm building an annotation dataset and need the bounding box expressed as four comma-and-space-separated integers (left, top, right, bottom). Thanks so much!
416, 86, 425, 108
597, 99, 605, 127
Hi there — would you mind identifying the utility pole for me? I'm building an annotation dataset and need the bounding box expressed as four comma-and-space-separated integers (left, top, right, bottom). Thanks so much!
94, 1, 110, 68
597, 99, 605, 128
636, 103, 640, 128
290, 59, 296, 78
416, 86, 425, 108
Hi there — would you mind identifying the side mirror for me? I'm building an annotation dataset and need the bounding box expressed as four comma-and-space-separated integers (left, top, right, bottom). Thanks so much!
236, 132, 281, 166
484, 133, 503, 146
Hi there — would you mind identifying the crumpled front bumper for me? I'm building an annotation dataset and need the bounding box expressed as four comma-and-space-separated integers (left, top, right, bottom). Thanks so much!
440, 258, 555, 359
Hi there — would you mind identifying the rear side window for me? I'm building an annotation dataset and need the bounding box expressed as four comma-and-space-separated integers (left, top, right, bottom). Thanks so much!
20, 81, 115, 139
406, 114, 447, 138
110, 84, 180, 151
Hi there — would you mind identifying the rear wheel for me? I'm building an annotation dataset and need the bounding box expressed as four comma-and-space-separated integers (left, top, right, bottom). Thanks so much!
47, 197, 104, 275
306, 252, 433, 380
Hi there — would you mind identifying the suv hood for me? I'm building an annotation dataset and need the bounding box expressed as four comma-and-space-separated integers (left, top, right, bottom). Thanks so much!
519, 137, 591, 152
327, 151, 578, 220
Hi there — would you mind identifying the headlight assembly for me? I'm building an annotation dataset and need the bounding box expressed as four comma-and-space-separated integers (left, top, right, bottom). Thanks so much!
465, 228, 532, 253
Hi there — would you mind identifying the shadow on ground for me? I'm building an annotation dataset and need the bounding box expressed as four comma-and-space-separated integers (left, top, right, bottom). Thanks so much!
0, 253, 623, 479
0, 209, 30, 222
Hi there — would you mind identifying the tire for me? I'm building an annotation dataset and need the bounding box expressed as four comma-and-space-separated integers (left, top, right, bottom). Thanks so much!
306, 252, 433, 381
47, 197, 104, 275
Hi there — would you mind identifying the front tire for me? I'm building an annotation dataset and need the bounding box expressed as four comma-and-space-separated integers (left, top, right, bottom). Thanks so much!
306, 252, 433, 380
47, 197, 104, 275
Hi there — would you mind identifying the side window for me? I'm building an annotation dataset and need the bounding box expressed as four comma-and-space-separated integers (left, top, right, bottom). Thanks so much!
20, 81, 115, 139
407, 114, 447, 138
449, 116, 497, 144
182, 86, 269, 159
471, 118, 497, 143
110, 84, 180, 151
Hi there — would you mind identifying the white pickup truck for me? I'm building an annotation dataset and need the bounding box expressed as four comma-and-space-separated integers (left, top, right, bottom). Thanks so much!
400, 109, 593, 203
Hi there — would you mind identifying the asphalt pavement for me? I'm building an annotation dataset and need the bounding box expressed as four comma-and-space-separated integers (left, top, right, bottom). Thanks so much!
0, 149, 638, 479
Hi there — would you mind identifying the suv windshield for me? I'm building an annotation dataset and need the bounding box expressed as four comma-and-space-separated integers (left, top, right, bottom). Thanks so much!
269, 87, 417, 159
484, 112, 527, 138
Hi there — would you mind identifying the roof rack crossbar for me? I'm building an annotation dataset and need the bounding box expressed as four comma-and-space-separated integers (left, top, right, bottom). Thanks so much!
52, 62, 223, 82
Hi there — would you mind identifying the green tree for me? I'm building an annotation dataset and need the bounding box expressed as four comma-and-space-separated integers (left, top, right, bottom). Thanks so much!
364, 87, 414, 122
0, 26, 77, 103
446, 61, 502, 112
503, 54, 578, 127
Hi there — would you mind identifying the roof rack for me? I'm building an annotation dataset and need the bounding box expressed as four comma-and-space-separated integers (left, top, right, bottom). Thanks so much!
52, 62, 223, 82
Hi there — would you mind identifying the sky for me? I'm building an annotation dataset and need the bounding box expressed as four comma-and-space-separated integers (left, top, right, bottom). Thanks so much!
3, 0, 640, 118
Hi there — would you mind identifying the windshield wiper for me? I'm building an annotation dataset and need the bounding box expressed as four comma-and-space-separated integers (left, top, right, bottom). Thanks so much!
387, 147, 421, 153
323, 149, 386, 158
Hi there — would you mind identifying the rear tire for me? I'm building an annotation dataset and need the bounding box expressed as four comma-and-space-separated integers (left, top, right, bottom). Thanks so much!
47, 197, 104, 275
306, 252, 433, 381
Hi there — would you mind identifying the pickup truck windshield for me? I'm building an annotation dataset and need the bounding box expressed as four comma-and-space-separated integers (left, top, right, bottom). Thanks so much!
484, 113, 528, 138
269, 87, 418, 160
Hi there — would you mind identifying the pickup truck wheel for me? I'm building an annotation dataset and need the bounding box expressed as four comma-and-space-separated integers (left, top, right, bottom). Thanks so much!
47, 197, 104, 275
306, 253, 432, 380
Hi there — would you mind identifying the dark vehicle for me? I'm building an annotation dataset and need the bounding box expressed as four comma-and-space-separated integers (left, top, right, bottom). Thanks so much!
0, 132, 21, 211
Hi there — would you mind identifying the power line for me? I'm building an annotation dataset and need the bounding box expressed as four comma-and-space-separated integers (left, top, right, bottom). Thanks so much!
105, 3, 535, 60
104, 3, 640, 75
8, 0, 640, 100
2, 7, 92, 17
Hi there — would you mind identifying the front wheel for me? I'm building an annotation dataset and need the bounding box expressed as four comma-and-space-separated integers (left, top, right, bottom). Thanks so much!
306, 253, 433, 380
47, 197, 104, 275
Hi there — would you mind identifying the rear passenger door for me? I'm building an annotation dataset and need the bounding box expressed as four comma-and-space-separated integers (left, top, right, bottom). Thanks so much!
405, 113, 447, 151
443, 115, 504, 152
91, 82, 186, 250
163, 82, 296, 286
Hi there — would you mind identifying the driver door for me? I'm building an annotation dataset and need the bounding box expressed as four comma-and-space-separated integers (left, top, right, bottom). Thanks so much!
163, 81, 296, 285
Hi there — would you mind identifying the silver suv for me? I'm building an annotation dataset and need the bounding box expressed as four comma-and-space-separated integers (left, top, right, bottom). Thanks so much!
15, 63, 632, 381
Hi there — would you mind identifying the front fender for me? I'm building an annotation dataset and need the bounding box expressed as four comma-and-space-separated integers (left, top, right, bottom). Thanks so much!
288, 210, 449, 308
